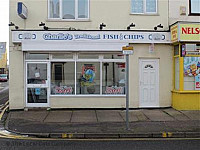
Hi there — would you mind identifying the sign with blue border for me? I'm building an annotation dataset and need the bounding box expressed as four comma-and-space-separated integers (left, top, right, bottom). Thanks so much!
18, 2, 28, 19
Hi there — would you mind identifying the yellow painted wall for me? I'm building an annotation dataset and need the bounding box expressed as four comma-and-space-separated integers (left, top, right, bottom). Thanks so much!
172, 91, 200, 110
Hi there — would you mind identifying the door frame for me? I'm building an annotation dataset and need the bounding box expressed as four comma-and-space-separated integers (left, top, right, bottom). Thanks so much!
25, 61, 50, 107
139, 58, 159, 108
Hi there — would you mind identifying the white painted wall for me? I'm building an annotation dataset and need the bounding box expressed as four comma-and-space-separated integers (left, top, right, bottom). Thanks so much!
10, 0, 169, 30
169, 0, 200, 24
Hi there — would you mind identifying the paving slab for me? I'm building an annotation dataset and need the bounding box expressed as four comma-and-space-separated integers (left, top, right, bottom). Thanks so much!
10, 111, 49, 122
162, 108, 190, 121
180, 111, 200, 120
44, 110, 72, 123
96, 110, 124, 122
120, 110, 138, 122
120, 110, 149, 122
71, 110, 97, 123
142, 109, 175, 121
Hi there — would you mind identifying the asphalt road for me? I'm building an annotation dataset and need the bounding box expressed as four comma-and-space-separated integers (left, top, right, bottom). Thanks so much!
0, 81, 9, 106
0, 138, 199, 150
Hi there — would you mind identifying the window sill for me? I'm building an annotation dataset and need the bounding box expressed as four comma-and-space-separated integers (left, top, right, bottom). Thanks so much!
46, 19, 91, 22
50, 95, 126, 98
188, 13, 200, 16
130, 13, 159, 16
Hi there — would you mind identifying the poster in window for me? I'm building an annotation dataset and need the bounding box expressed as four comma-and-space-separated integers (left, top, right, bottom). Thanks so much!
195, 75, 200, 90
81, 64, 95, 86
184, 57, 200, 77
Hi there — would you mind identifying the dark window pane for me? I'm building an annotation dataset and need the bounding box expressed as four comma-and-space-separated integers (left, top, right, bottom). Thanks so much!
27, 88, 47, 103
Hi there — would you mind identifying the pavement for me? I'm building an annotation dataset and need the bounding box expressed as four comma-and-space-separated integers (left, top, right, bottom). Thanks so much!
3, 108, 200, 139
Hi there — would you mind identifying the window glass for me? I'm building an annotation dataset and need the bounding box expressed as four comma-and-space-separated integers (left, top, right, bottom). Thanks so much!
78, 0, 88, 18
104, 54, 124, 59
63, 0, 75, 19
27, 88, 47, 103
27, 64, 47, 84
76, 62, 100, 94
174, 45, 179, 56
175, 58, 179, 90
26, 54, 49, 60
52, 53, 73, 59
102, 62, 125, 95
146, 0, 156, 13
49, 0, 60, 18
131, 0, 143, 13
190, 0, 200, 14
78, 54, 99, 59
184, 57, 200, 90
131, 0, 157, 14
51, 62, 75, 95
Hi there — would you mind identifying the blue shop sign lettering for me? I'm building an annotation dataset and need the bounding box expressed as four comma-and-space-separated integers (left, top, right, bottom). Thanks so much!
43, 33, 73, 40
103, 34, 144, 40
42, 33, 145, 41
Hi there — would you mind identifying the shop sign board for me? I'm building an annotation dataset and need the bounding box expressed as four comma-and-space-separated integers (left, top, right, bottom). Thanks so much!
12, 31, 170, 44
17, 2, 28, 19
171, 24, 178, 43
180, 24, 200, 42
171, 22, 200, 43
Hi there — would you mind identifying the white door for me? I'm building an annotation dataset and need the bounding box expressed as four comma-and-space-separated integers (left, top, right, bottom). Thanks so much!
26, 62, 50, 107
139, 59, 159, 107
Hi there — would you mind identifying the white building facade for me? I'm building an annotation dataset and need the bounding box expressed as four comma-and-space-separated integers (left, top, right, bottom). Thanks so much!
9, 0, 174, 109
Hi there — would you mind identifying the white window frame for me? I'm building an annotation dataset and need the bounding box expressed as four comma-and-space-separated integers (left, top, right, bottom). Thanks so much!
48, 0, 90, 20
131, 0, 158, 14
49, 53, 126, 96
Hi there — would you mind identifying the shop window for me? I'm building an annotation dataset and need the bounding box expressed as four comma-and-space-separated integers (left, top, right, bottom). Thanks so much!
76, 62, 100, 94
49, 0, 89, 20
175, 58, 179, 90
78, 54, 99, 59
102, 62, 125, 95
26, 53, 49, 60
52, 53, 73, 59
131, 0, 157, 14
189, 0, 200, 15
184, 57, 200, 90
103, 54, 124, 59
49, 53, 125, 96
174, 45, 179, 56
51, 62, 75, 95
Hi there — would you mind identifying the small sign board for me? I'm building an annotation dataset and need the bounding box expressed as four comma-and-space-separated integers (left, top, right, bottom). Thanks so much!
122, 46, 134, 55
18, 2, 28, 19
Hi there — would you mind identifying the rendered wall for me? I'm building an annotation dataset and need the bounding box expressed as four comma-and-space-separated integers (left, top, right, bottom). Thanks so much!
9, 45, 25, 109
169, 0, 200, 24
10, 0, 169, 30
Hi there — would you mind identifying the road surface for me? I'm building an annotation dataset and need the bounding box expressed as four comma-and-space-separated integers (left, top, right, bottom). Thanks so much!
0, 81, 9, 106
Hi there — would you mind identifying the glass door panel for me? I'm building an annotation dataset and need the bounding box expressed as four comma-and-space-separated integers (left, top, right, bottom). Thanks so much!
26, 62, 49, 107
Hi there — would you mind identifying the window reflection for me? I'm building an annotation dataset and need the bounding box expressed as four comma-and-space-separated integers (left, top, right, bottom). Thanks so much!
51, 62, 75, 95
102, 62, 125, 94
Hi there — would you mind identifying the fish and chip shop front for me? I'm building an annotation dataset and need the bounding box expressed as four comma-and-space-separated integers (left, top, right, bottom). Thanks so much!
10, 30, 172, 109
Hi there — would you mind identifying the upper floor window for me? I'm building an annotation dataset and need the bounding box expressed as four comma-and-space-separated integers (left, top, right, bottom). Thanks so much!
49, 0, 89, 20
189, 0, 200, 15
131, 0, 157, 14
